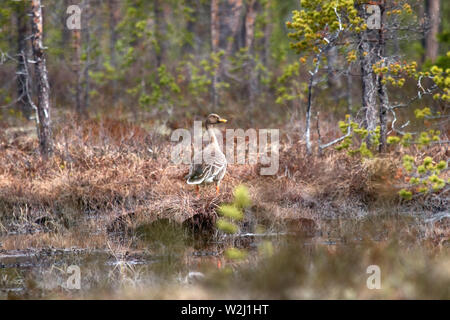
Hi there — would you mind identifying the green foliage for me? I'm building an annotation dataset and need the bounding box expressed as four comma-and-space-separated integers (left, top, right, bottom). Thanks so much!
373, 60, 417, 88
216, 185, 251, 261
186, 59, 211, 96
336, 50, 448, 201
398, 189, 412, 200
233, 185, 252, 209
399, 156, 448, 199
387, 136, 400, 144
428, 62, 450, 102
382, 59, 448, 202
402, 155, 414, 172
401, 54, 450, 102
275, 62, 306, 104
224, 247, 247, 260
287, 0, 364, 56
90, 60, 119, 86
335, 116, 379, 158
432, 50, 450, 70
414, 107, 432, 119
388, 129, 440, 149
216, 219, 238, 234
258, 240, 274, 258
229, 48, 271, 102
218, 205, 243, 221
183, 51, 227, 105
153, 65, 181, 100
265, 0, 297, 63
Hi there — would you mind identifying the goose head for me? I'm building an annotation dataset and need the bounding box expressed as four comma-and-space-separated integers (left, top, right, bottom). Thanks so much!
205, 113, 227, 129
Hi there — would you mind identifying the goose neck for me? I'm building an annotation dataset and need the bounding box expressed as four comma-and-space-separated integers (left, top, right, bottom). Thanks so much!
207, 125, 219, 146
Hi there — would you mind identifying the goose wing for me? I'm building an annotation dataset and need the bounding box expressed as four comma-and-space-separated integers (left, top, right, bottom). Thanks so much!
186, 144, 227, 185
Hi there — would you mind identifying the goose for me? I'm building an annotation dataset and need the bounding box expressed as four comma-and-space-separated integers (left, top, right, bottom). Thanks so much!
186, 113, 228, 194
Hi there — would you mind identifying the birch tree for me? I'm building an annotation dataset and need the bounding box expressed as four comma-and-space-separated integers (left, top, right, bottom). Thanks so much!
14, 1, 33, 120
31, 0, 53, 157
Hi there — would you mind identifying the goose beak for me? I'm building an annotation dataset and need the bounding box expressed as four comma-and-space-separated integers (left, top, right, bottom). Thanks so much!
219, 118, 227, 123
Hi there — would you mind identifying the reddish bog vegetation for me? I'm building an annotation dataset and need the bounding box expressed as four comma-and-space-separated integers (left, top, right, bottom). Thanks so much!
0, 116, 447, 244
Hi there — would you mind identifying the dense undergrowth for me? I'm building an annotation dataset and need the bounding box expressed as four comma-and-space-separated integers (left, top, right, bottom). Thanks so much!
0, 112, 447, 244
0, 112, 448, 300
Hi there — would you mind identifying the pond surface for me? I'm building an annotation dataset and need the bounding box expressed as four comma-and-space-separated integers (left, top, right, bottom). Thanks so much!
0, 214, 449, 299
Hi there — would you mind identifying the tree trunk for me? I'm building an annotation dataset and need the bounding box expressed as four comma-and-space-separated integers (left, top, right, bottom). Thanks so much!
378, 80, 388, 152
305, 56, 322, 156
327, 46, 341, 103
392, 12, 400, 56
108, 0, 119, 66
357, 4, 379, 133
245, 0, 259, 110
154, 0, 166, 69
359, 42, 378, 132
108, 0, 120, 103
182, 0, 197, 54
72, 28, 83, 115
15, 3, 33, 120
210, 0, 244, 109
60, 0, 71, 60
211, 0, 220, 108
31, 0, 53, 157
244, 0, 258, 54
83, 0, 91, 114
425, 0, 440, 62
261, 0, 271, 66
212, 0, 244, 56
377, 2, 388, 153
305, 73, 314, 156
347, 70, 353, 115
223, 0, 244, 55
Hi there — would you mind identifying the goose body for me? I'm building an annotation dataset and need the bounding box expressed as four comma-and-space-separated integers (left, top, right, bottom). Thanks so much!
186, 114, 228, 193
186, 143, 227, 185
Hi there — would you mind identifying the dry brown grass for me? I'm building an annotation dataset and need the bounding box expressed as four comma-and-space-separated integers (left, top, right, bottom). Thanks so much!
0, 116, 448, 300
0, 115, 447, 249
